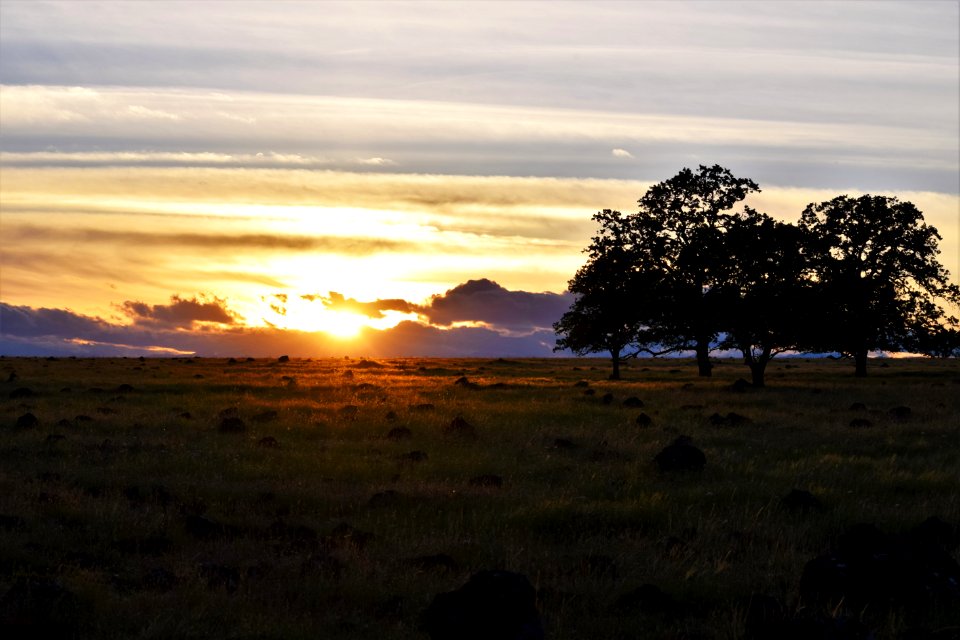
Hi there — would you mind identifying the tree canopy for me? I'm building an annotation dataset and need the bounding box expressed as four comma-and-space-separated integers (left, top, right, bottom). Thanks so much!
555, 165, 761, 378
634, 165, 761, 376
556, 169, 959, 381
553, 209, 663, 380
798, 194, 960, 376
714, 208, 813, 386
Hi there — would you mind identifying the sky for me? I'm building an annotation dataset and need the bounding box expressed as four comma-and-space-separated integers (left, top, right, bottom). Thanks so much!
1, 0, 958, 357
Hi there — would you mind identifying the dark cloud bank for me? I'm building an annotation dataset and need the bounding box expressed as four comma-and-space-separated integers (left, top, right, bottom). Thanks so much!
0, 281, 575, 357
318, 279, 573, 333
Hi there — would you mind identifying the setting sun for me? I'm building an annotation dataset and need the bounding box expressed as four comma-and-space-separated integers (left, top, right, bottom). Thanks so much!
304, 311, 366, 339
255, 292, 426, 339
270, 299, 368, 338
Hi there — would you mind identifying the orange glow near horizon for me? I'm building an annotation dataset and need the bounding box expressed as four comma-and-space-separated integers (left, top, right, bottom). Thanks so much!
291, 309, 366, 339
262, 298, 365, 338
1, 167, 957, 330
258, 296, 421, 339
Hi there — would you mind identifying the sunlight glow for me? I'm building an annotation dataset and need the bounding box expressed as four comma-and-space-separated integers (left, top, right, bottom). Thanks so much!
1, 166, 957, 327
260, 293, 425, 338
280, 306, 367, 338
260, 295, 378, 338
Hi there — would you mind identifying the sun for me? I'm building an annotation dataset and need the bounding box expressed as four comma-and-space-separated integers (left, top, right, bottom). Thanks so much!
317, 311, 367, 338
268, 298, 367, 339
301, 308, 367, 339
258, 291, 421, 338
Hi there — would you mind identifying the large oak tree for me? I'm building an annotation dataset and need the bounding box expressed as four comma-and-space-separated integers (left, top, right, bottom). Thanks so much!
799, 194, 960, 376
555, 166, 760, 379
632, 164, 760, 376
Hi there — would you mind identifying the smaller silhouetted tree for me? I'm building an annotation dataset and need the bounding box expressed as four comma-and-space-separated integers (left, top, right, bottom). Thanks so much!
554, 209, 663, 379
799, 194, 960, 376
912, 325, 960, 358
715, 209, 812, 386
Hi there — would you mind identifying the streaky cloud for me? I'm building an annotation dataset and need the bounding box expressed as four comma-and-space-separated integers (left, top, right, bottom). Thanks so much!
1, 85, 954, 192
0, 84, 947, 155
2, 224, 407, 254
1, 2, 954, 131
0, 150, 395, 169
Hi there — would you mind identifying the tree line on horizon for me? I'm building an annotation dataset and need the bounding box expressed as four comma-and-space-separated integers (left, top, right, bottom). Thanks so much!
554, 165, 960, 385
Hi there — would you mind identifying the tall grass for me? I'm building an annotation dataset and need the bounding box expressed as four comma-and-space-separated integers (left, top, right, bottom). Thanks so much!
1, 356, 957, 638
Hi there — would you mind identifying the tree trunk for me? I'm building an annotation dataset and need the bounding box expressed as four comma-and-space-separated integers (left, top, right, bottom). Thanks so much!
740, 345, 768, 387
609, 350, 621, 380
752, 346, 772, 387
695, 339, 712, 377
854, 349, 868, 377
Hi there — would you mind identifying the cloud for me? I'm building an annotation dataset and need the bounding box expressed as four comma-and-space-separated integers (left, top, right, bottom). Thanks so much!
0, 293, 572, 358
0, 2, 955, 201
362, 321, 561, 358
0, 300, 272, 355
300, 279, 576, 335
423, 279, 574, 334
355, 157, 396, 166
263, 293, 288, 317
2, 168, 956, 325
2, 85, 950, 156
1, 2, 954, 133
1, 85, 955, 191
119, 294, 240, 328
0, 303, 115, 339
0, 166, 645, 215
0, 302, 190, 356
201, 270, 289, 288
0, 301, 315, 356
318, 292, 420, 319
126, 105, 182, 121
2, 224, 408, 254
0, 151, 399, 170
612, 148, 634, 159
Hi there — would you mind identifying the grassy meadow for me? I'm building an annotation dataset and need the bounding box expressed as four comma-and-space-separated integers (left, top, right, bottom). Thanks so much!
1, 355, 958, 639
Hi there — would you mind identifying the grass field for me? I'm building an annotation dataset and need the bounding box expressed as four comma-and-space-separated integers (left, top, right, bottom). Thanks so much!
1, 355, 958, 639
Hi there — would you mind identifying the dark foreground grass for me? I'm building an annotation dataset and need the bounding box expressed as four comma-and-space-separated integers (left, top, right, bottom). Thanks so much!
1, 356, 958, 639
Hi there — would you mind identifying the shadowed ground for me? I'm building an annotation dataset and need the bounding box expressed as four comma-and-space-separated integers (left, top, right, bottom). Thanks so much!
1, 356, 958, 639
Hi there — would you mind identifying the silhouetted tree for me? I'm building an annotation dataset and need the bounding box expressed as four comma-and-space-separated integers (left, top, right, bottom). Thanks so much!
799, 195, 960, 376
634, 165, 760, 376
912, 325, 960, 358
715, 209, 812, 386
557, 166, 761, 378
554, 209, 662, 379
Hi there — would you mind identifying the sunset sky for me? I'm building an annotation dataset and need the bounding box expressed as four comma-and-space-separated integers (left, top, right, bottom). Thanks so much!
1, 0, 958, 357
